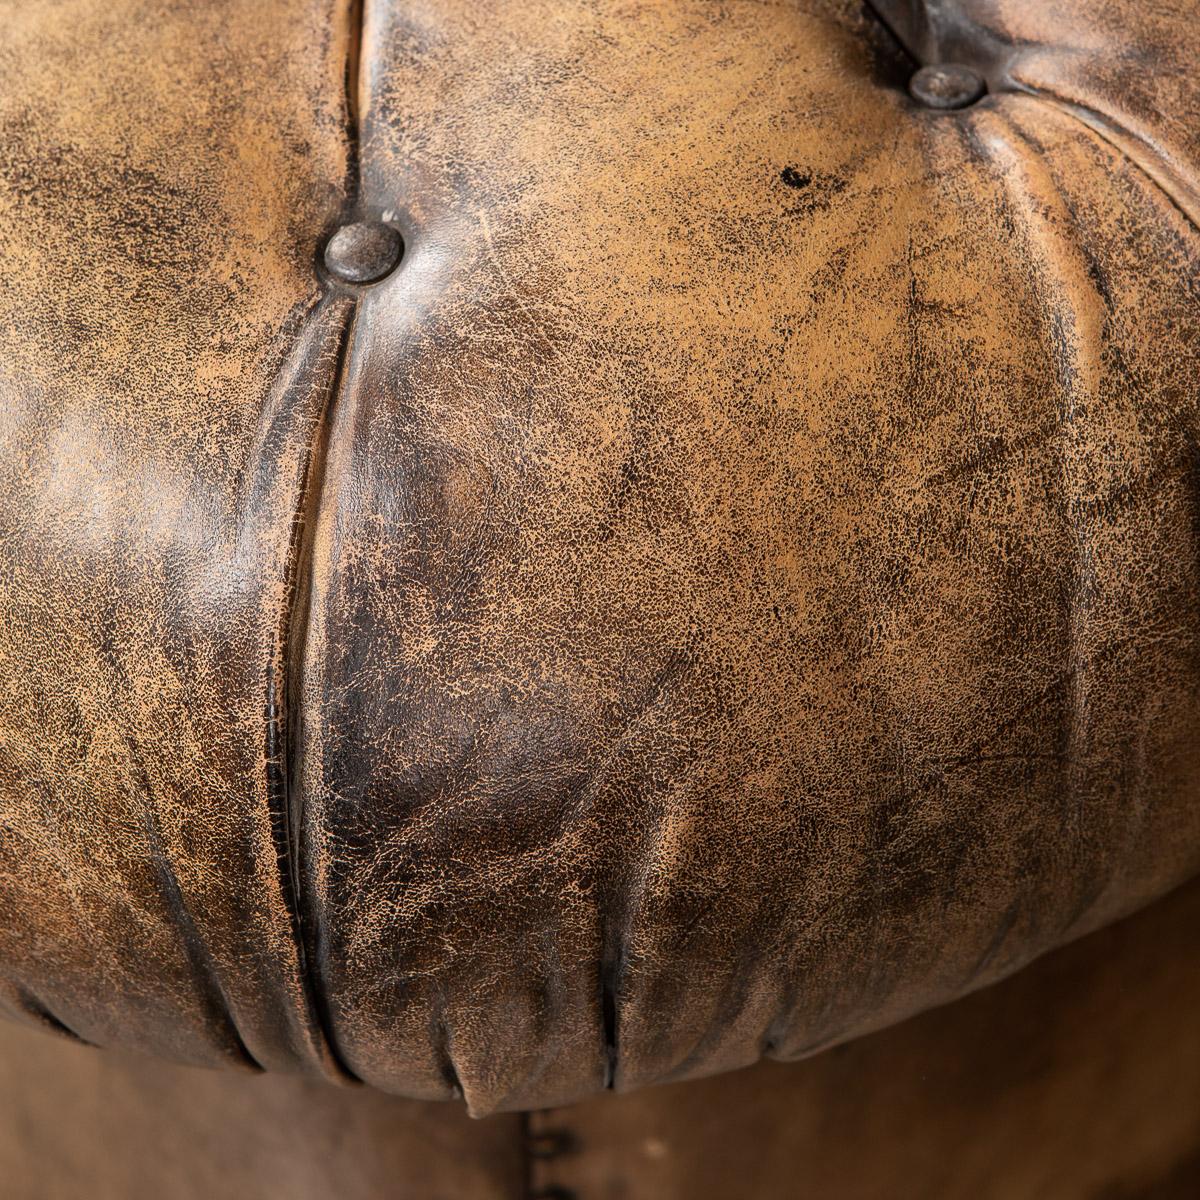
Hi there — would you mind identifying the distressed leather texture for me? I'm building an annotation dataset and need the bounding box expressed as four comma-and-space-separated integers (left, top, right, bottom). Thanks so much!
1, 0, 1199, 1117
0, 870, 1197, 1199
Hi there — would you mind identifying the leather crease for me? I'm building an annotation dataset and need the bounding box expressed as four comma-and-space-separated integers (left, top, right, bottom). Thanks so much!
271, 0, 372, 1084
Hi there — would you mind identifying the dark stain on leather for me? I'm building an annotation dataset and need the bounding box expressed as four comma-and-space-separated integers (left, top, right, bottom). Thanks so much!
779, 166, 849, 218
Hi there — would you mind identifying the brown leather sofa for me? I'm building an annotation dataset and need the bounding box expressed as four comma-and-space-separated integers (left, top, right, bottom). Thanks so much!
1, 0, 1198, 1196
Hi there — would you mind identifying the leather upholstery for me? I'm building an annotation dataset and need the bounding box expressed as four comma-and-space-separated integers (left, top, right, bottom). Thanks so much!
1, 872, 1198, 1199
1, 0, 1198, 1116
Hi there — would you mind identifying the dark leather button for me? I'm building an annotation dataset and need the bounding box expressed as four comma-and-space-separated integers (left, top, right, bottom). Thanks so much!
323, 220, 403, 284
908, 63, 986, 110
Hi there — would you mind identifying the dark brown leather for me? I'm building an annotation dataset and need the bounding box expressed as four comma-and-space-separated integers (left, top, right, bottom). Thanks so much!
0, 0, 356, 1079
1, 873, 1197, 1199
1, 0, 1199, 1116
530, 873, 1200, 1200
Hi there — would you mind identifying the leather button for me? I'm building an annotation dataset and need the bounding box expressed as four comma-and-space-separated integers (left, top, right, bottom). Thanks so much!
323, 220, 403, 284
908, 64, 986, 110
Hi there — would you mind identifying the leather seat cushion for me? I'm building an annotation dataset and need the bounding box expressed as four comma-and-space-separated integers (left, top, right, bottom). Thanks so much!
1, 0, 1198, 1114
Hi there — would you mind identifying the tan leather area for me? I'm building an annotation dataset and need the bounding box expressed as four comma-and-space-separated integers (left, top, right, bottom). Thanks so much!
300, 0, 1200, 1112
870, 0, 1200, 224
1, 0, 1199, 1116
0, 0, 356, 1074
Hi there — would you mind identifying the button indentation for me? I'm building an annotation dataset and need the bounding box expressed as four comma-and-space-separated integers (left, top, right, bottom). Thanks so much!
909, 64, 986, 111
323, 221, 403, 284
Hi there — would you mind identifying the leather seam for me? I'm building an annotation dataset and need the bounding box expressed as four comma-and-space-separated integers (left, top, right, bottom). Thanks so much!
274, 299, 362, 1082
267, 0, 370, 1083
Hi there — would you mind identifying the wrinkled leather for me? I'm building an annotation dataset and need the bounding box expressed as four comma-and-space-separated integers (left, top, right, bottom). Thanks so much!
1, 0, 1199, 1116
0, 0, 356, 1075
530, 873, 1200, 1200
1, 873, 1197, 1199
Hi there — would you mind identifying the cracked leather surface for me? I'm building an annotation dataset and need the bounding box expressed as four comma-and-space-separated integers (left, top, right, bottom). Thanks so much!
0, 0, 357, 1076
1, 0, 1199, 1116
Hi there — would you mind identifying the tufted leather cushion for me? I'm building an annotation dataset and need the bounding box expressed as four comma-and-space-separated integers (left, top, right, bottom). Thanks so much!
1, 0, 1198, 1116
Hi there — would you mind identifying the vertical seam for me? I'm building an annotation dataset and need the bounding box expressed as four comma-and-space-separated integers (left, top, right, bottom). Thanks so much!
272, 300, 361, 1080
266, 0, 369, 1081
